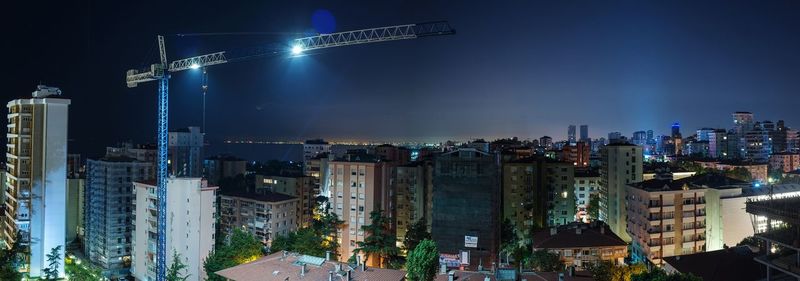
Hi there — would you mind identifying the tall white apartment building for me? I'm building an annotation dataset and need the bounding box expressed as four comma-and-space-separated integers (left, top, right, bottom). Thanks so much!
2, 85, 69, 278
574, 169, 600, 222
599, 143, 642, 242
131, 178, 217, 281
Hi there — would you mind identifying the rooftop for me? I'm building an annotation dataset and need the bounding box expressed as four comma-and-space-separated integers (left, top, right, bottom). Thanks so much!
662, 246, 764, 281
220, 188, 298, 203
746, 195, 800, 225
629, 173, 747, 192
531, 222, 627, 249
215, 252, 405, 281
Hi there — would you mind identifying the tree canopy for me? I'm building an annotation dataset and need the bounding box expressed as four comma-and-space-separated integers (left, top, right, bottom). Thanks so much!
405, 239, 439, 281
204, 228, 264, 281
355, 210, 400, 268
403, 218, 431, 253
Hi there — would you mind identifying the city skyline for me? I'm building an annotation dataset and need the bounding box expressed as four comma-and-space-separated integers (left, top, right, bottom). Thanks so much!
3, 1, 800, 156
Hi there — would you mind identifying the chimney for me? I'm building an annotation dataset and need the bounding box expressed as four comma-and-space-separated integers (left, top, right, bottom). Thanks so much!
337, 263, 342, 272
448, 271, 455, 281
325, 251, 331, 261
282, 250, 288, 260
356, 255, 362, 267
346, 270, 351, 280
300, 263, 306, 277
329, 271, 334, 281
600, 226, 606, 235
484, 276, 491, 281
440, 263, 447, 274
576, 228, 582, 235
550, 227, 557, 236
360, 262, 366, 271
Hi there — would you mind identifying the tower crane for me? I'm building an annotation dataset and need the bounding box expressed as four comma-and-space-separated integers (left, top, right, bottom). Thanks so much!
125, 21, 454, 281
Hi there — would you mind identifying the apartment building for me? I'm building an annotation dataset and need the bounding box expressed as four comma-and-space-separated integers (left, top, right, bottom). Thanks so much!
503, 156, 575, 230
574, 169, 600, 222
131, 178, 216, 281
626, 173, 707, 266
219, 189, 299, 246
600, 143, 643, 242
255, 174, 315, 226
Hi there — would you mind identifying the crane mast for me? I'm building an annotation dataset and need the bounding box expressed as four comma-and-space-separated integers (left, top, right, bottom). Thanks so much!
125, 21, 453, 281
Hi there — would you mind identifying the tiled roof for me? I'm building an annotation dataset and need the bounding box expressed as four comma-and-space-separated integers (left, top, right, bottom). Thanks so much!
531, 222, 626, 249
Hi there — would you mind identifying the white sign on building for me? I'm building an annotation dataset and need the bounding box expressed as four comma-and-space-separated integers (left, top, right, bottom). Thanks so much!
464, 236, 478, 248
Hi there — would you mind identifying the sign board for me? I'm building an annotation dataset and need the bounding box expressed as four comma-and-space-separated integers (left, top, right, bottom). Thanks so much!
439, 254, 461, 268
464, 235, 478, 248
460, 250, 470, 265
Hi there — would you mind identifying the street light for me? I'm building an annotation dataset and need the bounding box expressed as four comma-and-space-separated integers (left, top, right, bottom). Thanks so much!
189, 63, 201, 69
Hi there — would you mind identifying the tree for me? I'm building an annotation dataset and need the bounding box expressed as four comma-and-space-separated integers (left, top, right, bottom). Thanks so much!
167, 250, 190, 281
587, 194, 601, 221
42, 245, 62, 280
204, 228, 264, 281
355, 210, 400, 268
529, 249, 562, 272
725, 167, 752, 182
738, 236, 766, 249
403, 218, 431, 253
588, 262, 646, 281
65, 258, 102, 281
0, 232, 23, 281
406, 239, 439, 281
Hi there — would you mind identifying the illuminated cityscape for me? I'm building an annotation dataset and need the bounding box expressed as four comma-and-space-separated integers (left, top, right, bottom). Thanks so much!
4, 1, 800, 281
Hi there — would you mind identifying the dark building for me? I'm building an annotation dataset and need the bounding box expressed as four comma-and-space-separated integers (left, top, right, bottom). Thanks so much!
374, 144, 411, 165
432, 148, 500, 270
662, 246, 764, 281
203, 155, 247, 186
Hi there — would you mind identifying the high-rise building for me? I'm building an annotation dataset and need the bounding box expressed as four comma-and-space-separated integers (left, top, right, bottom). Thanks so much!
696, 128, 715, 142
632, 131, 648, 146
732, 112, 754, 135
707, 129, 730, 159
769, 152, 800, 173
672, 123, 683, 156
324, 154, 392, 263
2, 85, 69, 278
744, 124, 772, 162
84, 156, 153, 279
539, 136, 553, 149
562, 141, 590, 167
168, 126, 203, 177
131, 178, 217, 281
218, 189, 298, 246
503, 156, 575, 229
392, 161, 433, 247
568, 125, 577, 144
608, 132, 625, 144
626, 172, 707, 266
580, 125, 589, 142
599, 143, 642, 242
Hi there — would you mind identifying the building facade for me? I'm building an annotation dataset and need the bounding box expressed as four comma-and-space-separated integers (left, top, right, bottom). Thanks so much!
84, 157, 153, 279
770, 152, 800, 173
432, 148, 499, 270
2, 85, 69, 278
219, 189, 298, 246
255, 175, 315, 226
503, 157, 575, 230
324, 155, 391, 263
574, 170, 600, 223
168, 126, 203, 177
392, 161, 433, 247
626, 174, 707, 266
531, 222, 627, 269
131, 179, 217, 281
599, 143, 643, 242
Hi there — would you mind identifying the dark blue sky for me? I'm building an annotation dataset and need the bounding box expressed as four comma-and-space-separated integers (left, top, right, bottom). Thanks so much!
3, 1, 800, 154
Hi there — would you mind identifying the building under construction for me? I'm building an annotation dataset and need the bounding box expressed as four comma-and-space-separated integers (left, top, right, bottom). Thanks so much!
746, 196, 800, 280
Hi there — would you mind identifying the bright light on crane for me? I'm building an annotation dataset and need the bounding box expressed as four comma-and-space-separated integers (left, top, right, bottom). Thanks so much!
189, 63, 201, 69
291, 44, 304, 55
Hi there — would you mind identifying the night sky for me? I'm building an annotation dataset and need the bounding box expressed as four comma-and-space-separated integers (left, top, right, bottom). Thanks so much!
3, 1, 800, 156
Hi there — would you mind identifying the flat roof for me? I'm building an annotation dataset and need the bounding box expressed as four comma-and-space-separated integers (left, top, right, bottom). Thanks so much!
662, 246, 764, 281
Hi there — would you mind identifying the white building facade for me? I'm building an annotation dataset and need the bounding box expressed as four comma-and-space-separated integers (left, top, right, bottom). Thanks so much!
2, 86, 69, 278
131, 178, 217, 281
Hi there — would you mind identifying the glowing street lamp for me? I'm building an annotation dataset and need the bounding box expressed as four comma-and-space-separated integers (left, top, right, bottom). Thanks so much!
189, 63, 201, 70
